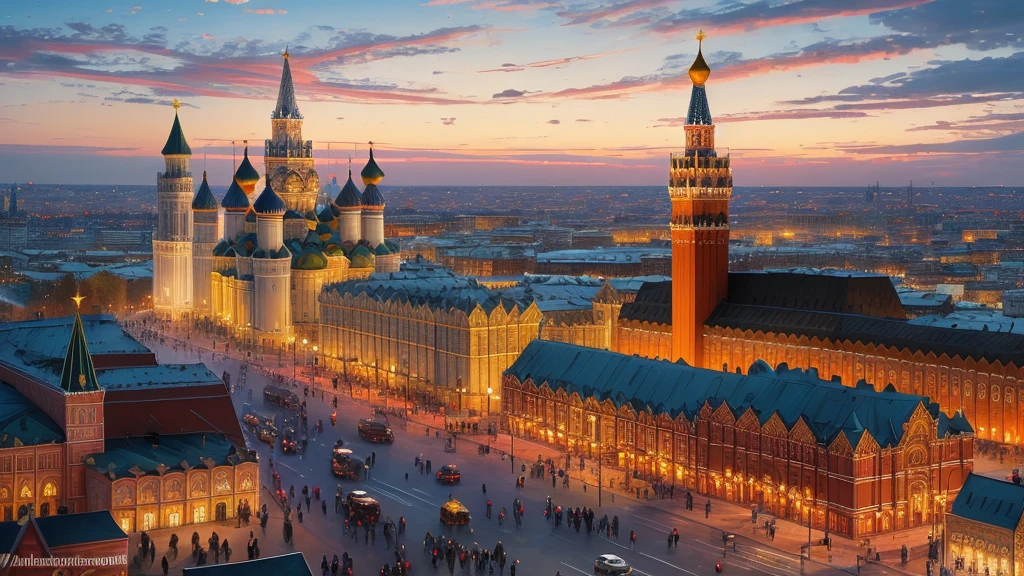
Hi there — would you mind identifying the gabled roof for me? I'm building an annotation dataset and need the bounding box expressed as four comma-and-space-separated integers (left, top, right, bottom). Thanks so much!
34, 511, 126, 547
505, 340, 964, 448
86, 433, 255, 479
192, 171, 218, 211
619, 280, 671, 324
951, 473, 1024, 531
161, 112, 191, 156
0, 382, 64, 446
183, 553, 312, 576
726, 271, 906, 319
59, 311, 101, 393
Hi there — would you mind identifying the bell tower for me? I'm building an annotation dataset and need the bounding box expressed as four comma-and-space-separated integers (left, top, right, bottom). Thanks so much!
670, 31, 732, 367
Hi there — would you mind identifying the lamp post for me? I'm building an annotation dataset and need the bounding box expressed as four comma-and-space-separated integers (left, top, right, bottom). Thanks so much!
486, 387, 493, 419
312, 345, 318, 389
290, 336, 297, 380
592, 441, 603, 507
508, 413, 516, 474
301, 338, 308, 381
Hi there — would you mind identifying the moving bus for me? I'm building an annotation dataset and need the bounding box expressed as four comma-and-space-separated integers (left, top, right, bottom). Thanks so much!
357, 419, 394, 443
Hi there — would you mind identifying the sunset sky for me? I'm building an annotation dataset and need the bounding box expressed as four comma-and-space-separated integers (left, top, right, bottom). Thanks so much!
0, 0, 1021, 186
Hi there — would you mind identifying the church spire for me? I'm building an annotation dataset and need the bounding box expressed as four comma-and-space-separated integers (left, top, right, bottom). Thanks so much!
60, 295, 100, 393
685, 30, 713, 127
272, 49, 302, 120
161, 101, 192, 156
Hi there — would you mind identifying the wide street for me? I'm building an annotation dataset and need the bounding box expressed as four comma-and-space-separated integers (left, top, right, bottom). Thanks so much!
155, 339, 823, 576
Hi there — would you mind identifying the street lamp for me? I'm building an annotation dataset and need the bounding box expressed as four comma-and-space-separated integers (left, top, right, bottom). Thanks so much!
289, 336, 297, 380
592, 441, 603, 507
312, 345, 318, 388
486, 387, 493, 418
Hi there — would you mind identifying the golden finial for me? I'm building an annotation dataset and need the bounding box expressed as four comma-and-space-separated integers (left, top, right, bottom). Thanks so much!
78, 374, 87, 389
689, 30, 711, 87
172, 98, 180, 111
72, 294, 85, 309
283, 46, 290, 59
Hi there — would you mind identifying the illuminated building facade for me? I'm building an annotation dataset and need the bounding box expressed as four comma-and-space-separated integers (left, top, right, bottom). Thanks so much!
503, 340, 974, 538
152, 102, 194, 320
946, 473, 1024, 576
0, 311, 256, 533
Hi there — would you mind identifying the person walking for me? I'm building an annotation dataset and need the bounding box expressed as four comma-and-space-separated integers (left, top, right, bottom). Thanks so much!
161, 556, 168, 576
629, 530, 637, 550
705, 499, 711, 519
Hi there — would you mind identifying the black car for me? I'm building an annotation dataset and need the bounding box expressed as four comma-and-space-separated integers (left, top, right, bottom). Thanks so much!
346, 490, 381, 524
436, 465, 461, 484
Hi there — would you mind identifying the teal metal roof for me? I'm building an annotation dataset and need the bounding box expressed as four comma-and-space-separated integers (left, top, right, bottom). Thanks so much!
951, 473, 1024, 531
253, 178, 287, 215
234, 146, 260, 184
34, 511, 126, 547
192, 171, 218, 211
183, 553, 312, 576
0, 382, 64, 446
59, 311, 101, 393
335, 171, 362, 207
161, 112, 191, 156
221, 180, 250, 211
505, 340, 965, 448
361, 183, 385, 207
86, 433, 255, 479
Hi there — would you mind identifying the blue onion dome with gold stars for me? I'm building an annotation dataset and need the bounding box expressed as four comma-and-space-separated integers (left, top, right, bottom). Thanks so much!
362, 183, 385, 207
336, 169, 363, 208
234, 146, 260, 189
161, 105, 191, 156
361, 146, 385, 186
253, 176, 287, 215
192, 171, 218, 211
221, 179, 250, 211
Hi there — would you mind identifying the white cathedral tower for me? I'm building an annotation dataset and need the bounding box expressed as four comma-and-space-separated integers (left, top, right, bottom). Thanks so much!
191, 171, 220, 317
153, 101, 194, 319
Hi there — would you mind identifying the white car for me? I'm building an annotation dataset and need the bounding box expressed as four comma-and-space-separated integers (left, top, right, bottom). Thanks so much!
594, 554, 633, 575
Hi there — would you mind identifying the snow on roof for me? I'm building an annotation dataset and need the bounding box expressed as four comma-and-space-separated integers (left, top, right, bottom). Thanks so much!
537, 247, 670, 264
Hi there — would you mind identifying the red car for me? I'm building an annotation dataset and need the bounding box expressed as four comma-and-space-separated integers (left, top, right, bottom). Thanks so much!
436, 465, 461, 484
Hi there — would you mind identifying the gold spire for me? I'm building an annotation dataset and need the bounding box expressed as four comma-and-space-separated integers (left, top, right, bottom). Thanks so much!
72, 294, 85, 310
172, 98, 181, 111
689, 30, 711, 87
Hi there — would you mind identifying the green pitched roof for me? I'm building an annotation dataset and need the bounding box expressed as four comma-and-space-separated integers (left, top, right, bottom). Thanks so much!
161, 112, 192, 156
183, 553, 312, 576
506, 340, 965, 448
951, 473, 1024, 531
34, 511, 126, 547
59, 311, 100, 393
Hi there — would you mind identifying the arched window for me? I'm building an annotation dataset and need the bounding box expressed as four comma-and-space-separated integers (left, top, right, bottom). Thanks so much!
43, 483, 57, 498
19, 485, 31, 499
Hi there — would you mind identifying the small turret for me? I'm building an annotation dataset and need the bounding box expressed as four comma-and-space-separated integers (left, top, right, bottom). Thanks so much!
191, 171, 218, 212
361, 144, 385, 186
360, 147, 385, 248
234, 146, 261, 196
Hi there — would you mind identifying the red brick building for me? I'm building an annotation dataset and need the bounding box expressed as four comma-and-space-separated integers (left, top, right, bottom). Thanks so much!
0, 511, 128, 576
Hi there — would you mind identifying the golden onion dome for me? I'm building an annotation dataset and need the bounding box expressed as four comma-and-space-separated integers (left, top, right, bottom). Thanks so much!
688, 30, 711, 87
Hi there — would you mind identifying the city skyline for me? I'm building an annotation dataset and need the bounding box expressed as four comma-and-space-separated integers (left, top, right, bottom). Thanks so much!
0, 0, 1021, 186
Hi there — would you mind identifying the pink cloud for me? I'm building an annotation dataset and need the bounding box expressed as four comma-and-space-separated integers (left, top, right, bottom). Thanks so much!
201, 33, 215, 40
479, 49, 630, 73
243, 8, 286, 14
557, 0, 676, 26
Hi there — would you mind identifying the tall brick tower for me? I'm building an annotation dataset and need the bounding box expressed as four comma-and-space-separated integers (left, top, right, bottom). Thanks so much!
670, 31, 732, 367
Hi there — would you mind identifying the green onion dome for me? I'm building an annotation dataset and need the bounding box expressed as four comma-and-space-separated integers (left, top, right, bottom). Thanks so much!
233, 146, 260, 188
253, 176, 287, 215
293, 245, 329, 270
221, 179, 250, 211
374, 242, 392, 256
348, 244, 376, 269
360, 147, 384, 186
191, 171, 218, 211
